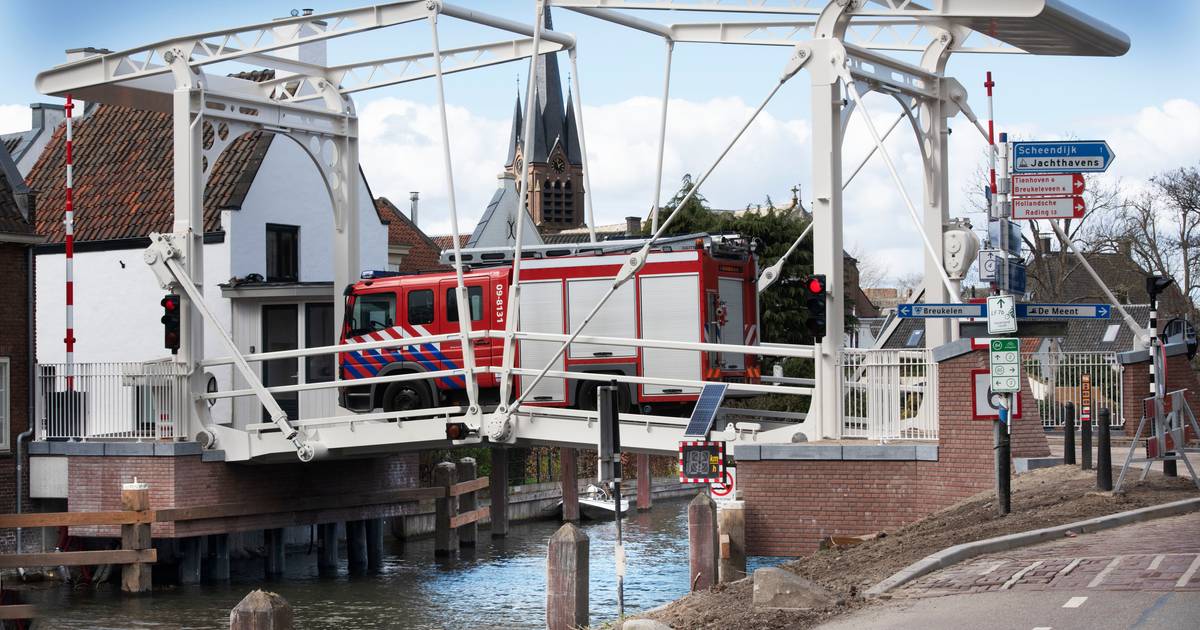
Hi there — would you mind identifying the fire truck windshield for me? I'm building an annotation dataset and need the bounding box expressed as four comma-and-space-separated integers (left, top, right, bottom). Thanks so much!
347, 292, 395, 337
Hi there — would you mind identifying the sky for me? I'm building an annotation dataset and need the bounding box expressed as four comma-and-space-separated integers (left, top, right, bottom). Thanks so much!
2, 0, 1198, 283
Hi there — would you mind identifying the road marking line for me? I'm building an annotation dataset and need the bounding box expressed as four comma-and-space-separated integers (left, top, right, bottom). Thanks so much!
1088, 556, 1123, 588
1063, 596, 1087, 608
1177, 555, 1200, 588
1001, 560, 1043, 590
1032, 626, 1053, 630
979, 561, 1006, 575
1147, 554, 1165, 571
1057, 558, 1082, 577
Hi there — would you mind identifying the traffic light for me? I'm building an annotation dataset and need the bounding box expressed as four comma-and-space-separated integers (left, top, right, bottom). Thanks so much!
1146, 275, 1174, 301
161, 294, 181, 354
804, 274, 827, 340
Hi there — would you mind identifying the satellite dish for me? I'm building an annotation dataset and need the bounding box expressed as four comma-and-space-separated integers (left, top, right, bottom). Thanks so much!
1162, 318, 1197, 359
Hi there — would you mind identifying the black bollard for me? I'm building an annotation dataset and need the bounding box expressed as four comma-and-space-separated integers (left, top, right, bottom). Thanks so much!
1063, 402, 1076, 466
1080, 412, 1093, 471
1097, 408, 1113, 491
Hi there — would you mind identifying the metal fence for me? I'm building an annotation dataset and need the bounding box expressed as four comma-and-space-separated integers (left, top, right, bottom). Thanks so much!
1022, 351, 1123, 428
35, 362, 190, 441
838, 349, 938, 441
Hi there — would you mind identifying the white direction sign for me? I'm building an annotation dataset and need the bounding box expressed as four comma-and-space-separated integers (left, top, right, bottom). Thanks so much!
897, 303, 986, 319
987, 295, 1018, 335
988, 338, 1021, 394
1017, 304, 1111, 319
1012, 196, 1086, 220
1012, 173, 1085, 197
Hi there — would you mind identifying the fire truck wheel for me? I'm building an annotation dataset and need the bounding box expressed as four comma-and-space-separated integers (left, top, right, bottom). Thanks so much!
576, 380, 631, 412
381, 379, 432, 412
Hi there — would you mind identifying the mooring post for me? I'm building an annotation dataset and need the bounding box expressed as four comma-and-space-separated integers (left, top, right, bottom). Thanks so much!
229, 589, 294, 630
546, 522, 589, 630
1097, 407, 1113, 491
636, 454, 652, 511
178, 536, 202, 585
489, 447, 510, 537
346, 519, 368, 573
434, 461, 458, 556
365, 518, 384, 568
717, 500, 746, 583
560, 448, 580, 522
1081, 411, 1093, 470
457, 457, 479, 547
688, 492, 719, 591
318, 523, 339, 576
120, 480, 152, 593
1063, 402, 1076, 466
264, 528, 285, 577
206, 533, 230, 582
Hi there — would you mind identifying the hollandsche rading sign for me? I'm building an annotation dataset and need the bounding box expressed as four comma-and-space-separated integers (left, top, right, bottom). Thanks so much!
1012, 196, 1086, 220
1012, 140, 1115, 173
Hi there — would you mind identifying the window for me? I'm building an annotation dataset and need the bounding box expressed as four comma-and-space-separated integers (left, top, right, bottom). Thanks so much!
349, 293, 395, 337
904, 328, 925, 348
446, 286, 484, 322
305, 303, 335, 383
0, 358, 8, 452
1101, 324, 1120, 344
408, 289, 435, 326
265, 224, 299, 282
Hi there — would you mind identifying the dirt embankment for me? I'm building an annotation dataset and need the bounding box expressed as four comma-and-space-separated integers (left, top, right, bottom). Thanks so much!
640, 465, 1199, 630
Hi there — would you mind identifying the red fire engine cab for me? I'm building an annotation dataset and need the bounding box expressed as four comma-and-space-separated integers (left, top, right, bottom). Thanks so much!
339, 234, 761, 414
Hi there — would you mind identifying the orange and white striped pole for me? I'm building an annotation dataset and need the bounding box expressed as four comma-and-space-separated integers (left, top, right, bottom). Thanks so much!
64, 94, 76, 389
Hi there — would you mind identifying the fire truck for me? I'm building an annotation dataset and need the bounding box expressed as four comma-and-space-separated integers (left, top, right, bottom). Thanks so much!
339, 234, 761, 414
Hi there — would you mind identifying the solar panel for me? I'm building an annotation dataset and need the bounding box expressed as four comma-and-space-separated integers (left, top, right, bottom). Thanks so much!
684, 383, 729, 438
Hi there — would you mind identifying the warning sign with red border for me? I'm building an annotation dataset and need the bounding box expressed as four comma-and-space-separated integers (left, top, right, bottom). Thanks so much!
678, 441, 725, 483
711, 466, 736, 501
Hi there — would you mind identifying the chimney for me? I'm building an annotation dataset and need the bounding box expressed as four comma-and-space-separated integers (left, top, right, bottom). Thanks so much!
1039, 234, 1053, 254
1118, 238, 1132, 257
409, 192, 419, 227
625, 216, 641, 235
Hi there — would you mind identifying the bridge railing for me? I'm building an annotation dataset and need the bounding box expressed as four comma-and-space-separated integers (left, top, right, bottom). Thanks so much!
35, 362, 189, 441
837, 348, 938, 441
1022, 351, 1123, 428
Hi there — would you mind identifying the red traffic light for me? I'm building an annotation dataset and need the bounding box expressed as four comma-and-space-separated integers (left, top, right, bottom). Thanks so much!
161, 295, 179, 311
807, 276, 826, 295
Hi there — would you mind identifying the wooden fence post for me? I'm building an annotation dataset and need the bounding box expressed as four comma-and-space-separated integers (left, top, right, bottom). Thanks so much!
717, 500, 746, 583
434, 461, 458, 556
688, 493, 718, 592
457, 458, 478, 547
560, 448, 579, 522
120, 480, 152, 594
229, 589, 294, 630
546, 522, 588, 630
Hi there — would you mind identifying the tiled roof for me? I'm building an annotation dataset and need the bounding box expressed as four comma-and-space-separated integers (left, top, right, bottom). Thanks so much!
2, 136, 19, 155
0, 145, 33, 236
1027, 251, 1193, 322
431, 234, 469, 251
375, 197, 448, 272
25, 104, 273, 244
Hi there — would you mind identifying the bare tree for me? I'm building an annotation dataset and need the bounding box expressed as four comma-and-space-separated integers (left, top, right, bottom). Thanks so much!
848, 245, 887, 289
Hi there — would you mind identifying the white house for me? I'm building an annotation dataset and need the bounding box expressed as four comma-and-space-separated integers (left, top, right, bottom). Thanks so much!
27, 98, 387, 431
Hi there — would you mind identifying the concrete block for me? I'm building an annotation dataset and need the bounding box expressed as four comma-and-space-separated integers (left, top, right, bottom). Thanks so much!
201, 450, 227, 462
732, 444, 760, 461
49, 442, 105, 456
842, 444, 917, 461
105, 442, 156, 456
28, 442, 50, 455
1014, 456, 1061, 474
761, 444, 842, 460
155, 441, 202, 456
914, 444, 939, 461
619, 621, 672, 630
752, 567, 836, 610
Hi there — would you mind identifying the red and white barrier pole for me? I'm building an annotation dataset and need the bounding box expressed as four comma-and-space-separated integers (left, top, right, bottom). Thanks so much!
64, 94, 76, 389
985, 72, 997, 199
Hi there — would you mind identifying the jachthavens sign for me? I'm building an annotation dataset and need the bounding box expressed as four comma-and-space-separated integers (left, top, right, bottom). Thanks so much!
678, 441, 725, 484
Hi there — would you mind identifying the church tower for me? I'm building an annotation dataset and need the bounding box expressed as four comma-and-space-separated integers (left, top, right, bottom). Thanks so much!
503, 7, 585, 232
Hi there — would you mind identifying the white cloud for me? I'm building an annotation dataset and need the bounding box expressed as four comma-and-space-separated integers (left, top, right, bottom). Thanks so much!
0, 104, 30, 135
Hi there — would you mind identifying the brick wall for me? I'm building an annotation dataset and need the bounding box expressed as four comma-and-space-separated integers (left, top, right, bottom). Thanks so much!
1119, 352, 1200, 441
741, 347, 1051, 556
68, 452, 420, 538
0, 243, 33, 552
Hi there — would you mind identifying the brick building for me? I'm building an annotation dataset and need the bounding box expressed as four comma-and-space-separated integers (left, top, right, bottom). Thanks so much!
0, 144, 40, 552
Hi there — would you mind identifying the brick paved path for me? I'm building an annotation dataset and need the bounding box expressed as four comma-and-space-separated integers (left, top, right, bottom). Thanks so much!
898, 511, 1200, 598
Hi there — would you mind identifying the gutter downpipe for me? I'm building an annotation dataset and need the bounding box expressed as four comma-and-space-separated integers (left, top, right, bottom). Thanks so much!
17, 244, 36, 562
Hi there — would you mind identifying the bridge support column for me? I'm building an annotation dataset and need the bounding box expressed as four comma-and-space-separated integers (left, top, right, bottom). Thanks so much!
546, 523, 589, 630
264, 528, 285, 577
179, 536, 202, 584
434, 461, 458, 556
205, 533, 230, 582
490, 448, 509, 537
718, 501, 746, 583
366, 518, 385, 568
637, 454, 653, 511
346, 519, 368, 573
120, 481, 152, 593
457, 458, 478, 547
560, 448, 579, 522
318, 523, 339, 576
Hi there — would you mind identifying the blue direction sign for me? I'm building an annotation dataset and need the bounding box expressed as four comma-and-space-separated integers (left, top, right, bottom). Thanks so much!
1017, 304, 1112, 319
1012, 140, 1115, 173
898, 303, 986, 319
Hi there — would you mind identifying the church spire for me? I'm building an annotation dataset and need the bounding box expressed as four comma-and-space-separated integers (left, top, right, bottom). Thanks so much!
504, 91, 522, 168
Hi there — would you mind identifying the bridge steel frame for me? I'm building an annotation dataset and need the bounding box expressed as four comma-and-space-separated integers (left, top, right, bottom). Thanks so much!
33, 0, 1128, 462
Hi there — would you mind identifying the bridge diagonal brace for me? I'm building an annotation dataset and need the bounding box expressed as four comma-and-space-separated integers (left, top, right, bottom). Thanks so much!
143, 233, 320, 462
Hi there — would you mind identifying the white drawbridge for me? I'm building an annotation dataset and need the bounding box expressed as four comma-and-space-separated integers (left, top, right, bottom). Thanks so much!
34, 1, 1128, 462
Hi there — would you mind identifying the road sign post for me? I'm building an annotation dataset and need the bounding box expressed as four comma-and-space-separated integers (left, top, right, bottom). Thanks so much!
988, 338, 1021, 394
988, 337, 1019, 516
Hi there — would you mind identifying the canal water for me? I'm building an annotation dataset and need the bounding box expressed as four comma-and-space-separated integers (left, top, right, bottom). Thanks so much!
20, 497, 782, 629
